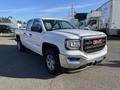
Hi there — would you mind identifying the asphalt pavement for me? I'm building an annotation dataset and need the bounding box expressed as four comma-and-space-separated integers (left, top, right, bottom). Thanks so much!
0, 33, 120, 90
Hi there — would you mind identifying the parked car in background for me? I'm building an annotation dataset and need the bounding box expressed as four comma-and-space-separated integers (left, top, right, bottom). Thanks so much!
0, 25, 12, 33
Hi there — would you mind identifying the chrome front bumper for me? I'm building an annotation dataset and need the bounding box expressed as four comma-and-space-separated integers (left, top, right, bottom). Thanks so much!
59, 54, 106, 69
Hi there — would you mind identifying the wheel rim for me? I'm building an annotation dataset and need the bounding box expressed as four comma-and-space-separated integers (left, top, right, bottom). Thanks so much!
46, 54, 55, 71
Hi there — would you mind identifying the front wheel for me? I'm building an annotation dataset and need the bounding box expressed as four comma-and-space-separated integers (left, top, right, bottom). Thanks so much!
44, 49, 61, 75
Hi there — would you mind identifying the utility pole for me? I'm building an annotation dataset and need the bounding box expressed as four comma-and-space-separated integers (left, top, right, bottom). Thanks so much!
71, 4, 75, 17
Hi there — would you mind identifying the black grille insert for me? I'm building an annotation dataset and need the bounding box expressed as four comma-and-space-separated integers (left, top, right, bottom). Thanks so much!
83, 37, 106, 53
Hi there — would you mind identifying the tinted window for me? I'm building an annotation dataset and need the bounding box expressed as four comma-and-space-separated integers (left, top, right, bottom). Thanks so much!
32, 20, 42, 27
31, 20, 42, 32
26, 20, 33, 31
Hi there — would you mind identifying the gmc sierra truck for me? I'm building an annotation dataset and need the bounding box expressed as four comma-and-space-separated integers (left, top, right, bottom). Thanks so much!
15, 18, 107, 74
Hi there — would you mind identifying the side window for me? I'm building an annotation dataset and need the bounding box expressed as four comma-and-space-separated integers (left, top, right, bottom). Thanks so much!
26, 20, 33, 31
44, 20, 60, 31
32, 20, 42, 27
44, 22, 52, 31
31, 20, 42, 32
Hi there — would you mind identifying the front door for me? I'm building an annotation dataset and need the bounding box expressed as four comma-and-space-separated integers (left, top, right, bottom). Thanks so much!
28, 19, 44, 55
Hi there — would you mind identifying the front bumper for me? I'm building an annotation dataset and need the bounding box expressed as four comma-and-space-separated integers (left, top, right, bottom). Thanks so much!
59, 54, 106, 69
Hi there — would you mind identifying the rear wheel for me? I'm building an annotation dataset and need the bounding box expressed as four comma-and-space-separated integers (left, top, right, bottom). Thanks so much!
44, 49, 61, 75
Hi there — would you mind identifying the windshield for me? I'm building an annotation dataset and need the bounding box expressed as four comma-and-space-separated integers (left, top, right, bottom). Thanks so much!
43, 20, 75, 31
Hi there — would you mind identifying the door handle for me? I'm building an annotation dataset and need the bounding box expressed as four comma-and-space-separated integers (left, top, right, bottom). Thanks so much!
23, 33, 26, 35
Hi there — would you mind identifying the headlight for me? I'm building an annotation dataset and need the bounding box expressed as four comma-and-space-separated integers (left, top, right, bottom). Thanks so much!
65, 39, 80, 50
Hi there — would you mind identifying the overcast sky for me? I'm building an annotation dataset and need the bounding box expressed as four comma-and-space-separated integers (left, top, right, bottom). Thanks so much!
0, 0, 108, 21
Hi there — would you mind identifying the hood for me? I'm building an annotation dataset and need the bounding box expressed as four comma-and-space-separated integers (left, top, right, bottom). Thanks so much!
47, 29, 105, 39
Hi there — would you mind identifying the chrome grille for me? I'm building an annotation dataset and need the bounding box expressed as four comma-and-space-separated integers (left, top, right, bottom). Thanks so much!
83, 37, 106, 53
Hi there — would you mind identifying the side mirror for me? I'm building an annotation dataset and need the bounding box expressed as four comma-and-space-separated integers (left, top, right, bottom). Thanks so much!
31, 26, 42, 32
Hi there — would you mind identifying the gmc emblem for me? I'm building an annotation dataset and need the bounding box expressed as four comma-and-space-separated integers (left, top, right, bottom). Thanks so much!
93, 39, 102, 45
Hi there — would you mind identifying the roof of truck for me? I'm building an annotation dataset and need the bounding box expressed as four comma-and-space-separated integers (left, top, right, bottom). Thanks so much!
96, 0, 111, 11
31, 18, 66, 21
42, 18, 66, 20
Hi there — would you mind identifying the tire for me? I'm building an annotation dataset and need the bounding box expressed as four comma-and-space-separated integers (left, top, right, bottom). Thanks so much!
44, 49, 61, 75
17, 38, 25, 51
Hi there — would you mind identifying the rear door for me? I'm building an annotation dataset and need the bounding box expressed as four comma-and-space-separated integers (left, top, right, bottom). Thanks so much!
22, 20, 33, 49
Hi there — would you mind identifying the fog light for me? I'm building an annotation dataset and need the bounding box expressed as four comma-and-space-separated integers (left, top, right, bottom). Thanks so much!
67, 58, 81, 65
68, 58, 80, 61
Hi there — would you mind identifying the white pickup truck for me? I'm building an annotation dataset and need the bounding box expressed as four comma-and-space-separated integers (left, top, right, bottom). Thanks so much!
15, 18, 107, 74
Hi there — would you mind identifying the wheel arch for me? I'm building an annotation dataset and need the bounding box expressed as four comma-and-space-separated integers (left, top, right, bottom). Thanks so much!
16, 35, 20, 41
42, 42, 60, 56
